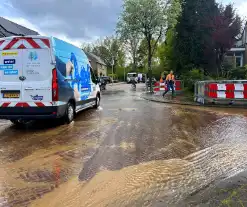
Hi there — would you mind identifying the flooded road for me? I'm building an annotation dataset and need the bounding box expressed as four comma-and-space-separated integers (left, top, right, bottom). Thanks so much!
1, 83, 247, 206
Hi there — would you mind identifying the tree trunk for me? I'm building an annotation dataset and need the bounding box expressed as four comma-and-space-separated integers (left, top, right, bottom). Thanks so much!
132, 51, 136, 72
134, 50, 137, 72
216, 49, 220, 78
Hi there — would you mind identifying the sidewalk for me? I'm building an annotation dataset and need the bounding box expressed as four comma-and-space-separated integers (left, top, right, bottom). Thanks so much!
141, 92, 200, 106
141, 92, 247, 109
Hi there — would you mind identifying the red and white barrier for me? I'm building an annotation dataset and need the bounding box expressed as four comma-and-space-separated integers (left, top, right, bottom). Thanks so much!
205, 83, 247, 99
154, 80, 183, 94
195, 81, 247, 105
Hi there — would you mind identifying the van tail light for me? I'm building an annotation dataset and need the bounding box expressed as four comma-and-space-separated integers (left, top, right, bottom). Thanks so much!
52, 68, 58, 101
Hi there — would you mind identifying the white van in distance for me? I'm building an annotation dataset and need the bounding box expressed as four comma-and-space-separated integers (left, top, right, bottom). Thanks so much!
126, 72, 138, 83
0, 36, 100, 125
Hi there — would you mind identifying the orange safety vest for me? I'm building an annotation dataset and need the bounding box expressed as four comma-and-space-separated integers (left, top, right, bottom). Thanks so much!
166, 74, 175, 81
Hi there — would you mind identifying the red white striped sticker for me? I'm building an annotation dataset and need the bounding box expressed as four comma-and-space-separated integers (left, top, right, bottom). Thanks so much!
0, 102, 53, 107
0, 37, 50, 50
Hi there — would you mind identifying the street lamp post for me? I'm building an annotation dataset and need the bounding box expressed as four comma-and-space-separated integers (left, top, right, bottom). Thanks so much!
124, 67, 126, 82
112, 56, 114, 86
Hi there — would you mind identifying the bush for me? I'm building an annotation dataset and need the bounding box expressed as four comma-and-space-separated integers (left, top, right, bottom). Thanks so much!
180, 69, 210, 92
228, 66, 247, 80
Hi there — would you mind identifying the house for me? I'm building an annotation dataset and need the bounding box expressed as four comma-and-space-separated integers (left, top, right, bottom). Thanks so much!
0, 17, 39, 37
85, 52, 107, 77
225, 23, 247, 68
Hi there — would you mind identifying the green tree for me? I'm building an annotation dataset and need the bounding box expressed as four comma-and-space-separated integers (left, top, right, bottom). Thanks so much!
174, 0, 241, 77
81, 43, 94, 53
210, 4, 242, 77
136, 39, 148, 70
175, 0, 214, 72
117, 25, 140, 72
161, 28, 178, 72
118, 0, 180, 91
81, 36, 126, 79
84, 36, 123, 74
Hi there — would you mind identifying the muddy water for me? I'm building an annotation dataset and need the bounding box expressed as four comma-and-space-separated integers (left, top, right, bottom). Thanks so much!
31, 144, 247, 207
1, 86, 247, 206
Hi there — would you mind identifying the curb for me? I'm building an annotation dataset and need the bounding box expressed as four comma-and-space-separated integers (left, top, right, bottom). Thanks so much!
141, 94, 200, 107
141, 93, 247, 109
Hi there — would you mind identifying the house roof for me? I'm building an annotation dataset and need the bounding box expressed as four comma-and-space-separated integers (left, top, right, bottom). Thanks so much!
0, 17, 39, 37
85, 51, 106, 66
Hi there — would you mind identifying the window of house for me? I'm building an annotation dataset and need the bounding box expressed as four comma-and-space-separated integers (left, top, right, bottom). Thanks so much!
236, 57, 242, 67
235, 52, 242, 56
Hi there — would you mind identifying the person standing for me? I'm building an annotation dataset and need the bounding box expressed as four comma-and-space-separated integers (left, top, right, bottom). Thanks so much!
160, 72, 164, 83
163, 70, 175, 97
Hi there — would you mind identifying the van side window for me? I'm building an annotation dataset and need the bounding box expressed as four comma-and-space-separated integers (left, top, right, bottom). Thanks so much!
90, 67, 98, 84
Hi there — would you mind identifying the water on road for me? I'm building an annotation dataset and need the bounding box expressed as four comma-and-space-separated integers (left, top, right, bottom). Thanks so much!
0, 83, 247, 207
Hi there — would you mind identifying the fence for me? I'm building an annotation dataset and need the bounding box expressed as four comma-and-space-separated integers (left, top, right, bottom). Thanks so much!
153, 80, 183, 95
194, 80, 247, 105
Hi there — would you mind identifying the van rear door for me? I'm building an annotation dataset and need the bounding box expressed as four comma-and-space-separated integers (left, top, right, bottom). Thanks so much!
21, 38, 53, 103
0, 37, 53, 106
0, 39, 23, 103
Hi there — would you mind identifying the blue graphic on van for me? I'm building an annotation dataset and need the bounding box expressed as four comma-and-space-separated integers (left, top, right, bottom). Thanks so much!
28, 51, 38, 61
4, 70, 18, 75
4, 59, 15, 64
30, 95, 43, 101
0, 65, 13, 70
53, 37, 92, 101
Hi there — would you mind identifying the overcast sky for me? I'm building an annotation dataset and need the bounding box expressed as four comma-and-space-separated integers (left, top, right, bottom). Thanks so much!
0, 0, 246, 47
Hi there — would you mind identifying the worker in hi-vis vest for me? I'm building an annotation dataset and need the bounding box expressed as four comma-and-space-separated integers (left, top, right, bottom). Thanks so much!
160, 72, 164, 83
163, 70, 175, 97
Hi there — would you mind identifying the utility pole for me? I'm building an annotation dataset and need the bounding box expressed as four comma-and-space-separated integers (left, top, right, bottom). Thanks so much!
124, 67, 126, 82
112, 56, 114, 86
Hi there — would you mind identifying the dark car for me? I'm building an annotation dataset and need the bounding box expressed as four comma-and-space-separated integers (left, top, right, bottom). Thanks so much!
101, 76, 112, 84
98, 77, 106, 90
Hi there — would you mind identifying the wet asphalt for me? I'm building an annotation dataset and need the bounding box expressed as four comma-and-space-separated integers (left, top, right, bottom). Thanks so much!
1, 83, 247, 207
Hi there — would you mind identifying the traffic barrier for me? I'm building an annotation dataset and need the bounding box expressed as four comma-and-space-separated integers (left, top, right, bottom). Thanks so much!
194, 80, 247, 105
154, 80, 183, 95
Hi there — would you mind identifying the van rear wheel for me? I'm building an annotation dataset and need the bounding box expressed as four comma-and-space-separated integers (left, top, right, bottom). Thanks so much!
64, 102, 75, 124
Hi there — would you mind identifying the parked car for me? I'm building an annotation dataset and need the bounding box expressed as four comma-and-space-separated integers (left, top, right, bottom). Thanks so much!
98, 77, 106, 90
0, 36, 101, 126
101, 76, 112, 84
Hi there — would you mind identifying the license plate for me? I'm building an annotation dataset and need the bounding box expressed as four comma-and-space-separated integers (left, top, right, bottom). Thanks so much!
3, 93, 20, 98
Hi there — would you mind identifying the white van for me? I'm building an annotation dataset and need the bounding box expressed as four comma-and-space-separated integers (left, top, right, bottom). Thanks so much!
126, 72, 138, 83
0, 36, 100, 125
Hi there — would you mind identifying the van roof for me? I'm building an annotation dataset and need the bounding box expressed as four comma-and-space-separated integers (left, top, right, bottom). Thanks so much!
0, 35, 50, 41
